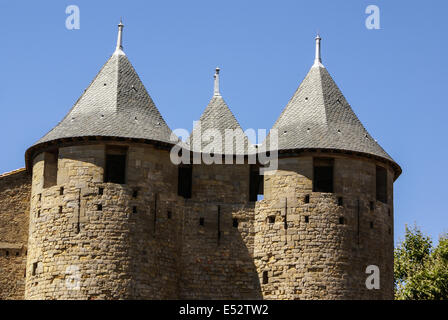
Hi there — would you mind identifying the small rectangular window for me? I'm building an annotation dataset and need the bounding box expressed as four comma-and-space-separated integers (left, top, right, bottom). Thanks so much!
304, 194, 310, 204
338, 197, 343, 206
32, 262, 38, 276
313, 158, 334, 193
178, 165, 192, 199
376, 166, 388, 204
304, 216, 309, 223
262, 271, 269, 284
249, 165, 264, 202
43, 150, 59, 188
233, 218, 239, 228
199, 217, 204, 226
105, 146, 127, 184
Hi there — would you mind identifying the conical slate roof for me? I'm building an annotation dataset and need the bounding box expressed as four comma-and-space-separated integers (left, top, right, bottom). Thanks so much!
189, 68, 251, 155
266, 35, 400, 174
33, 22, 173, 146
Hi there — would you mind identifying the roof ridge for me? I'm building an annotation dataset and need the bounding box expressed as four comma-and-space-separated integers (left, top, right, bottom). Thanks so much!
0, 168, 26, 178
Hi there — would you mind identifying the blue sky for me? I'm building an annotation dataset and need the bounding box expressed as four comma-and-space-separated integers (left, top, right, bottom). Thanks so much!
0, 0, 446, 245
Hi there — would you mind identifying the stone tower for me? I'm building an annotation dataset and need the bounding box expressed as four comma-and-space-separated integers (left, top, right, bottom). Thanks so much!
19, 24, 401, 300
24, 22, 182, 299
254, 35, 401, 299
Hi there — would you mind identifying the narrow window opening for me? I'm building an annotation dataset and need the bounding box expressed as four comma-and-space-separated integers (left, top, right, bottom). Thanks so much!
98, 187, 104, 195
217, 205, 221, 244
370, 221, 374, 229
249, 165, 264, 202
388, 227, 392, 235
105, 146, 127, 184
233, 218, 239, 228
199, 217, 204, 226
376, 166, 388, 204
178, 165, 192, 199
37, 210, 41, 218
167, 211, 172, 219
38, 194, 41, 201
338, 197, 343, 206
97, 204, 102, 211
60, 187, 64, 195
133, 206, 137, 213
43, 149, 59, 188
388, 208, 391, 217
313, 158, 334, 193
132, 189, 138, 198
5, 251, 9, 257
32, 262, 38, 276
268, 216, 275, 224
304, 194, 310, 204
59, 206, 63, 214
16, 252, 19, 257
304, 216, 309, 223
339, 217, 345, 225
262, 271, 269, 284
370, 201, 375, 211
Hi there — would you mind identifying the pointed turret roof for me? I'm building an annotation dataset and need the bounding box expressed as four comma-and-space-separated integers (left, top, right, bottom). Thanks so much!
31, 21, 173, 147
189, 68, 250, 155
266, 34, 401, 177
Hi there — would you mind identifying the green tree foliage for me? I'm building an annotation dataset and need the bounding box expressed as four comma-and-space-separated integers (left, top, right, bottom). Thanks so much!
394, 225, 448, 299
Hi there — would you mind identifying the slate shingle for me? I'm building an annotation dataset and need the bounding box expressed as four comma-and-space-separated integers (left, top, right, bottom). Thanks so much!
266, 64, 399, 169
33, 51, 173, 146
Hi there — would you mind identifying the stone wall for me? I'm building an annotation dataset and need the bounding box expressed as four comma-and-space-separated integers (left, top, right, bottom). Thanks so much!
25, 143, 182, 299
255, 153, 394, 299
179, 163, 261, 299
0, 168, 31, 299
21, 141, 396, 300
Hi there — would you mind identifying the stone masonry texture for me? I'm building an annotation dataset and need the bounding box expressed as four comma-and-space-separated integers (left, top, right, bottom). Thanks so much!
0, 169, 31, 299
0, 142, 396, 300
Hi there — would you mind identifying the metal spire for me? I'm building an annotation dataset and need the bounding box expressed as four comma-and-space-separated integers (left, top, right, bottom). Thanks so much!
213, 67, 221, 96
313, 33, 324, 67
114, 19, 125, 55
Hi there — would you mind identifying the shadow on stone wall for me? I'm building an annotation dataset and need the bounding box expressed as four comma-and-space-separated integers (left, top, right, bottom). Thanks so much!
179, 203, 262, 299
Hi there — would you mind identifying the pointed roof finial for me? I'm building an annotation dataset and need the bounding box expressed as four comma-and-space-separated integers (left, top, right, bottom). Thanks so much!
313, 33, 324, 67
114, 19, 125, 55
214, 67, 221, 96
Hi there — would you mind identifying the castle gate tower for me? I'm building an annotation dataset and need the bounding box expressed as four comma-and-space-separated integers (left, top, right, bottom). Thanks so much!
254, 35, 401, 299
24, 22, 182, 299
